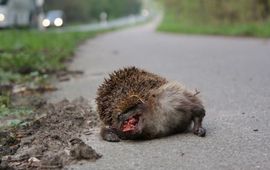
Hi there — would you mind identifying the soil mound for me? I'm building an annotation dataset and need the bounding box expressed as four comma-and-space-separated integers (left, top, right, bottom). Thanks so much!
0, 97, 101, 170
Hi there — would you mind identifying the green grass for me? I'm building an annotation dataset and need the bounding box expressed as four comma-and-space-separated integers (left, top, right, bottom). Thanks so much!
0, 30, 97, 75
158, 12, 270, 37
0, 93, 33, 128
0, 105, 33, 119
0, 29, 98, 126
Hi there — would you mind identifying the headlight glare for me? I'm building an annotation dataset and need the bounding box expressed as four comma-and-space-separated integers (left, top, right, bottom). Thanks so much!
42, 19, 50, 27
54, 18, 63, 27
0, 13, 5, 22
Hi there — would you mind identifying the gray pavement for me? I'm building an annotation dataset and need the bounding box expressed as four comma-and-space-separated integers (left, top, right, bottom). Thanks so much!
48, 20, 270, 170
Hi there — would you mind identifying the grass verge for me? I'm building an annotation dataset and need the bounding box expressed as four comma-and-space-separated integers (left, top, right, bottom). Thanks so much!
158, 12, 270, 37
0, 29, 98, 125
0, 30, 97, 75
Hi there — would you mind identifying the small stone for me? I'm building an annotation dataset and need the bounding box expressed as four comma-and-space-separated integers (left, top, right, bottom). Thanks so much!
83, 130, 92, 135
28, 157, 40, 163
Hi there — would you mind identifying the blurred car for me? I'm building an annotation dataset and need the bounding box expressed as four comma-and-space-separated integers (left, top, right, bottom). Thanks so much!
42, 10, 64, 28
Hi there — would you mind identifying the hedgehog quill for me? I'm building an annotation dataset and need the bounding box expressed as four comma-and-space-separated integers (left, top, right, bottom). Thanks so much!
96, 67, 206, 142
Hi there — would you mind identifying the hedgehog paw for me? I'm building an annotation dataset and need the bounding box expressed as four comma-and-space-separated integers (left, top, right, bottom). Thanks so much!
193, 127, 206, 137
101, 126, 121, 142
103, 132, 120, 142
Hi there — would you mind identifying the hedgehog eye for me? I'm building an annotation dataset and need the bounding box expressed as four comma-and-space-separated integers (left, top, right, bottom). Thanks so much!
117, 112, 122, 121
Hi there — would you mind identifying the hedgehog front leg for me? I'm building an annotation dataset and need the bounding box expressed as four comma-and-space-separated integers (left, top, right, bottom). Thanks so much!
191, 106, 206, 137
100, 126, 121, 142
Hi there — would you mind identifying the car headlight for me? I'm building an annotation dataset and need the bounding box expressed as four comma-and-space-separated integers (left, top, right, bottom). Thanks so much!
42, 19, 50, 27
54, 18, 63, 27
0, 13, 5, 22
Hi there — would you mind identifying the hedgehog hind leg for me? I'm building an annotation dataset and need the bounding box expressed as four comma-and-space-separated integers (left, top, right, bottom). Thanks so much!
101, 126, 121, 142
191, 106, 206, 137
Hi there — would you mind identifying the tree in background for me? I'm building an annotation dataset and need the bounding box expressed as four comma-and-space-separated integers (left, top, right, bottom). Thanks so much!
251, 0, 270, 20
163, 0, 270, 24
44, 0, 142, 23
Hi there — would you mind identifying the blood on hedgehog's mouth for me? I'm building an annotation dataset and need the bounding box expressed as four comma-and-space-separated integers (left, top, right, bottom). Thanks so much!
121, 114, 140, 133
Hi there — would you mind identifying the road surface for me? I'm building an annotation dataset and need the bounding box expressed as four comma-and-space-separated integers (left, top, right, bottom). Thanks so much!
62, 15, 149, 32
48, 19, 270, 170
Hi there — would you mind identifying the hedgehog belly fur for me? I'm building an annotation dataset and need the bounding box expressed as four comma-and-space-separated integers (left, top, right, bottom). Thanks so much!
142, 81, 194, 137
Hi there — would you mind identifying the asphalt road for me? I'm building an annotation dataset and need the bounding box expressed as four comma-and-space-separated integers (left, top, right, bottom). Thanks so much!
48, 19, 270, 170
63, 15, 149, 32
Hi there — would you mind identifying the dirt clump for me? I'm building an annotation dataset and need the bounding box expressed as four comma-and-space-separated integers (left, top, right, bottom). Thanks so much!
0, 97, 101, 170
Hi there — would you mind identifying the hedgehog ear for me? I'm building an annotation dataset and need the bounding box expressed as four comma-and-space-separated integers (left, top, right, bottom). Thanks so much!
149, 89, 157, 98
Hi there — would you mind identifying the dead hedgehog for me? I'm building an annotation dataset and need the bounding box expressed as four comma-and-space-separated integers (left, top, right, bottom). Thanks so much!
96, 67, 206, 142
